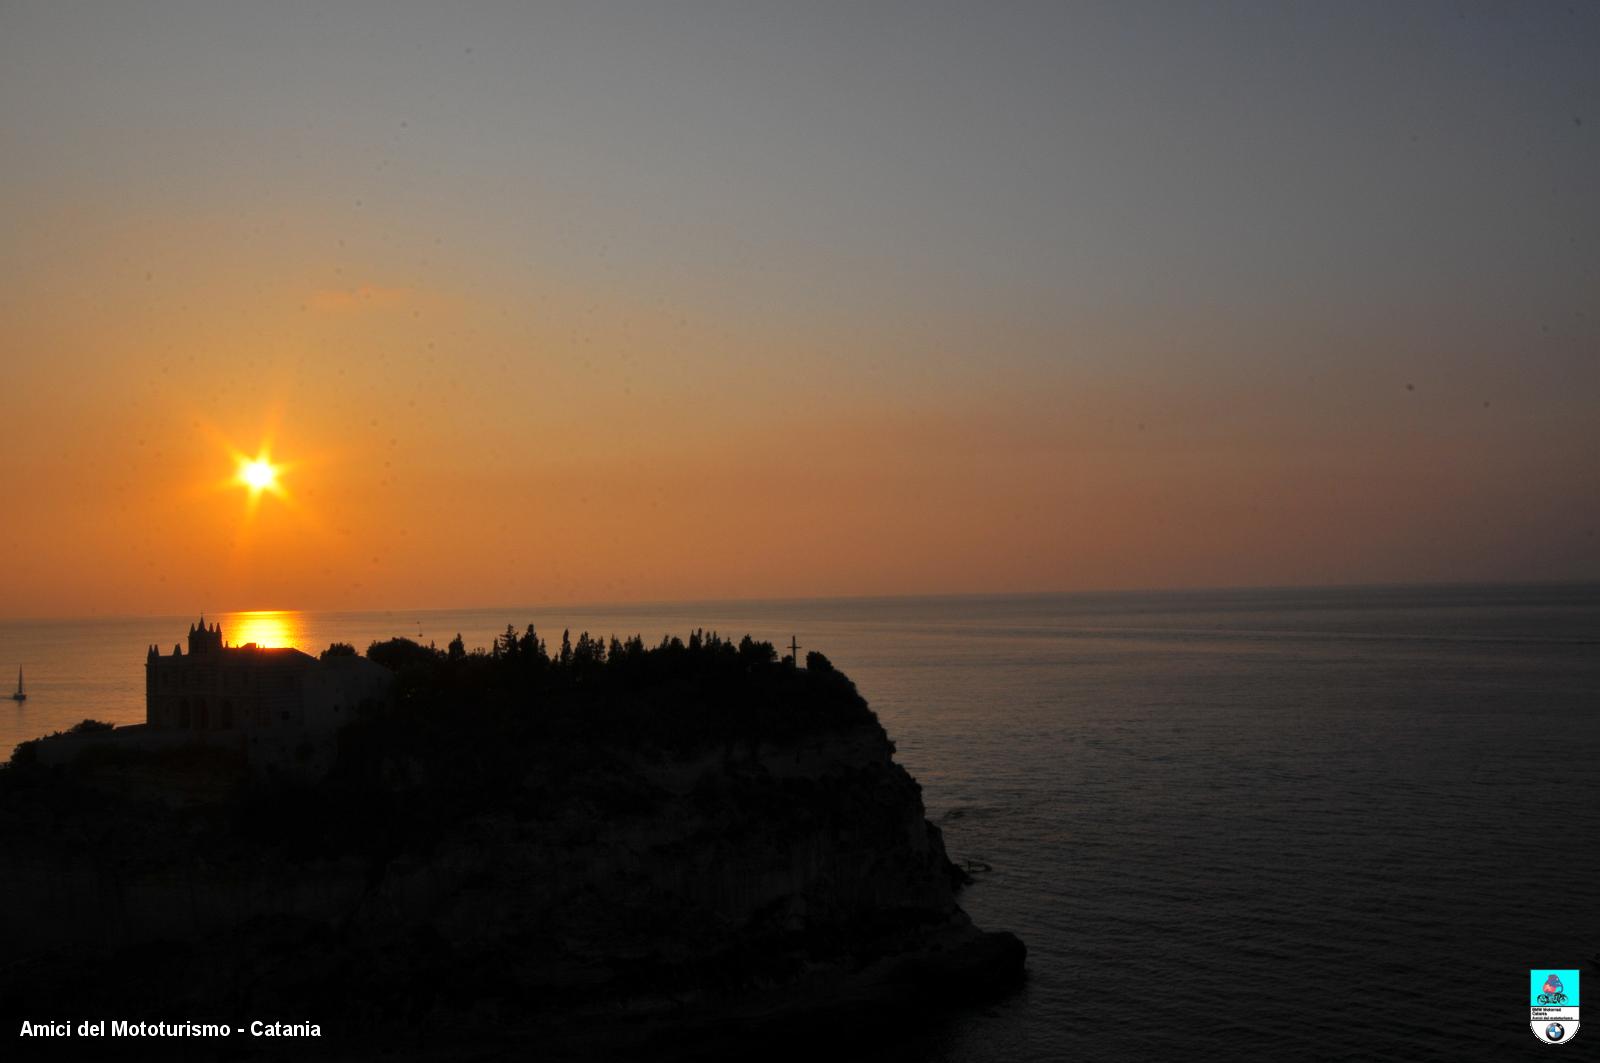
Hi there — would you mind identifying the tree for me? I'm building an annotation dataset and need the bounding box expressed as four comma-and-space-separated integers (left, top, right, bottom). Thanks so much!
805, 651, 835, 674
366, 637, 442, 672
518, 624, 544, 661
68, 719, 115, 734
573, 631, 601, 667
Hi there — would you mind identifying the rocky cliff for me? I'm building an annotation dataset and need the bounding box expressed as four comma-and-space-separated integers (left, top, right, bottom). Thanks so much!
0, 637, 1023, 1059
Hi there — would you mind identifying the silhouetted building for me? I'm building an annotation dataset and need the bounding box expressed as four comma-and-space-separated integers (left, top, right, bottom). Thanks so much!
142, 617, 391, 773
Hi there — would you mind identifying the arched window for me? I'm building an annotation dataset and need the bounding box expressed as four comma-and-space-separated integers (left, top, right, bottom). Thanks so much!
197, 700, 209, 730
178, 699, 191, 728
220, 700, 234, 729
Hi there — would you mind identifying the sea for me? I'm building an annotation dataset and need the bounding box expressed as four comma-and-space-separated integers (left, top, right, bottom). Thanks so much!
2, 583, 1597, 1061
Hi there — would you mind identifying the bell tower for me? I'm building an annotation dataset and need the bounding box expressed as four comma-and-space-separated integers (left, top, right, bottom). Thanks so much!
187, 616, 223, 656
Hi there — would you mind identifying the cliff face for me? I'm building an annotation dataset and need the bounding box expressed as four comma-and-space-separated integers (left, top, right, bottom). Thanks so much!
0, 706, 1022, 1057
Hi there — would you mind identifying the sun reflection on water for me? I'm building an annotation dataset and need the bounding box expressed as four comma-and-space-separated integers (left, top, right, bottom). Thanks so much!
219, 610, 306, 650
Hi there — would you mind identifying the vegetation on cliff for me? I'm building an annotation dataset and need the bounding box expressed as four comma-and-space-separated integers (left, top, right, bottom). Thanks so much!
237, 629, 880, 860
361, 625, 870, 753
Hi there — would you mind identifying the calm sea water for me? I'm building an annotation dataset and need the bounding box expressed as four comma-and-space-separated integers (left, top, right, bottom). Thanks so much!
3, 584, 1598, 1060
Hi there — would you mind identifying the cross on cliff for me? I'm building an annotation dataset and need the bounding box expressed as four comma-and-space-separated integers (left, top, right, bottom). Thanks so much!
789, 634, 801, 667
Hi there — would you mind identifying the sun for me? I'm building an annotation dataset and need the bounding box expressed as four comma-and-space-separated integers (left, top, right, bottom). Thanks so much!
240, 459, 277, 491
211, 424, 310, 527
236, 453, 281, 497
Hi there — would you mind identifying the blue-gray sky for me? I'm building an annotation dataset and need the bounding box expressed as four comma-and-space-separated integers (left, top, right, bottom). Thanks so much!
1, 1, 1596, 614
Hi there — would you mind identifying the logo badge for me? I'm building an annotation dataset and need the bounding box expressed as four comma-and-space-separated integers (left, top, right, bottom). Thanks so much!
1531, 969, 1580, 1044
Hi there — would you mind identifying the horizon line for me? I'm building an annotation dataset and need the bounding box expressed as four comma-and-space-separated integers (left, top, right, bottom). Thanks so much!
4, 576, 1597, 626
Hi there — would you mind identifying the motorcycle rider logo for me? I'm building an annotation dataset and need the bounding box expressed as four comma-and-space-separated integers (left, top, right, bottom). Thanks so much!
1531, 969, 1580, 1045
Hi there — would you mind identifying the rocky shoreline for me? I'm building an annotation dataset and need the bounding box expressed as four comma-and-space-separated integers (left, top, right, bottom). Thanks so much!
0, 640, 1025, 1057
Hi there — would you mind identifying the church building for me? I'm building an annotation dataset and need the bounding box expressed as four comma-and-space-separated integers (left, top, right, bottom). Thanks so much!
144, 617, 392, 772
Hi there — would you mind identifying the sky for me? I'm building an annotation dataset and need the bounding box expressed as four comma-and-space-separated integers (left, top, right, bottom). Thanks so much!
1, 1, 1596, 618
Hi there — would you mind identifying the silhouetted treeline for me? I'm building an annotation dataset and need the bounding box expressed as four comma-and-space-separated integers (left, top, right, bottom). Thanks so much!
9, 718, 115, 765
368, 625, 823, 676
358, 625, 860, 750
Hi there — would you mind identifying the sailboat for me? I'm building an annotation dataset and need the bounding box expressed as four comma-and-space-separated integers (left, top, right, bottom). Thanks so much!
11, 667, 24, 702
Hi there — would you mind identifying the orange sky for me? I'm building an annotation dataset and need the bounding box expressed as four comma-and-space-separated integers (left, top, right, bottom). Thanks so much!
2, 5, 1596, 618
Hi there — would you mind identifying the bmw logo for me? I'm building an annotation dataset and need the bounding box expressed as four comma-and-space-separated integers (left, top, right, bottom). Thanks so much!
1547, 1022, 1566, 1041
